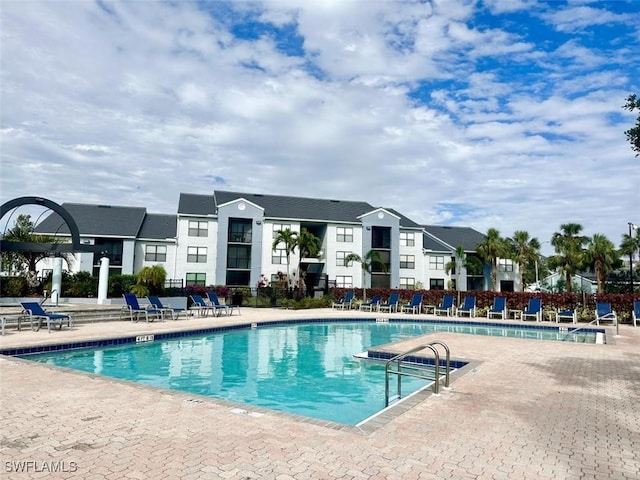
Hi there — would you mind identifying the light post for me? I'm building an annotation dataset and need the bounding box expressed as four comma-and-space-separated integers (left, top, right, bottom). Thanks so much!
629, 223, 638, 295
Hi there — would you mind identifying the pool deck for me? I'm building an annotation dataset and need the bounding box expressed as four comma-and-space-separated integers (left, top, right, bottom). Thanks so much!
1, 307, 639, 479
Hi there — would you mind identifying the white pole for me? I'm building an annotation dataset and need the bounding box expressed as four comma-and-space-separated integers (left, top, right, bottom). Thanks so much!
97, 256, 109, 304
52, 257, 63, 306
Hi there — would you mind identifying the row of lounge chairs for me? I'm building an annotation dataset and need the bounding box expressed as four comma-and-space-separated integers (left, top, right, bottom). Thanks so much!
330, 292, 634, 325
121, 292, 240, 322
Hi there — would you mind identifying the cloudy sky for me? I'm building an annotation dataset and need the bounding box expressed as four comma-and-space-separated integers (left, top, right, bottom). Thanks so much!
1, 0, 638, 253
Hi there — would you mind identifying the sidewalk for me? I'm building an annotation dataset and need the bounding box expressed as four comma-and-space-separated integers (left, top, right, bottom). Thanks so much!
1, 308, 639, 479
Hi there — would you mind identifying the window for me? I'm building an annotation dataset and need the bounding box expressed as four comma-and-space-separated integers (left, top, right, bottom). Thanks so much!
430, 278, 445, 290
227, 245, 250, 269
336, 227, 353, 242
272, 248, 287, 264
399, 255, 415, 269
429, 256, 445, 270
336, 275, 353, 288
187, 247, 207, 263
188, 221, 208, 237
400, 232, 415, 247
400, 277, 415, 289
145, 245, 167, 262
372, 250, 391, 273
186, 273, 206, 287
272, 223, 291, 238
498, 259, 514, 272
371, 226, 391, 249
336, 251, 351, 266
228, 218, 252, 243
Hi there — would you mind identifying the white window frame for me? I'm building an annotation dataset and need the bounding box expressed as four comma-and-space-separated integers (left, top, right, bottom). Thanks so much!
498, 258, 514, 272
186, 273, 206, 286
272, 223, 292, 239
336, 227, 353, 243
272, 248, 287, 264
145, 245, 167, 262
187, 246, 207, 263
400, 254, 415, 269
335, 275, 353, 288
188, 220, 208, 237
429, 256, 445, 270
400, 277, 415, 289
336, 251, 351, 267
400, 232, 415, 247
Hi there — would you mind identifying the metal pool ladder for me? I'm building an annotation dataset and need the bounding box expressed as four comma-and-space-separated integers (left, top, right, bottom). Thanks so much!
384, 341, 450, 407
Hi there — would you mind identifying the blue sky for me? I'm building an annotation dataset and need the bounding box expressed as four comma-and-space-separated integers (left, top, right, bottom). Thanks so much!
1, 0, 639, 253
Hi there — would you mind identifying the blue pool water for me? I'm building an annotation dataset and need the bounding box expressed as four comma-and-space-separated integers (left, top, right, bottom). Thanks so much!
21, 320, 601, 425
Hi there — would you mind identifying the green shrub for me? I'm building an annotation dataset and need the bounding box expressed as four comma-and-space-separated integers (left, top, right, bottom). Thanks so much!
1, 276, 27, 296
109, 274, 137, 297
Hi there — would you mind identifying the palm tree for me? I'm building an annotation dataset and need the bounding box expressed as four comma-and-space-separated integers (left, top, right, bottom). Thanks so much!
584, 234, 619, 294
295, 228, 322, 291
620, 227, 640, 269
507, 231, 541, 292
445, 246, 467, 291
272, 228, 298, 288
344, 250, 386, 301
476, 228, 507, 291
135, 264, 167, 295
549, 223, 587, 294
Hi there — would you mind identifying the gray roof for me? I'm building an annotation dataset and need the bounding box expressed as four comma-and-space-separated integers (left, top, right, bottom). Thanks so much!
422, 233, 452, 252
178, 193, 216, 215
138, 214, 177, 240
178, 191, 423, 227
423, 225, 486, 251
35, 203, 146, 238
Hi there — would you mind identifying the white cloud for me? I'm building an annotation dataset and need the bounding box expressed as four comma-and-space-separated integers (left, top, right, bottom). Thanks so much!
1, 0, 639, 249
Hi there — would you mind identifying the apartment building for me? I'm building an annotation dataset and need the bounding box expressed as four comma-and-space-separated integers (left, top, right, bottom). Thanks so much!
33, 190, 519, 291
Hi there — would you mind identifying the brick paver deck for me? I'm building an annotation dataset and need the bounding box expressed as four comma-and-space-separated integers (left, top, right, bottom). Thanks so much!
1, 308, 639, 479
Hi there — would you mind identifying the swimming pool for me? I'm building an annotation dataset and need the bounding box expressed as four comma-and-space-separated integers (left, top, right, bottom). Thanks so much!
25, 322, 441, 425
16, 319, 604, 425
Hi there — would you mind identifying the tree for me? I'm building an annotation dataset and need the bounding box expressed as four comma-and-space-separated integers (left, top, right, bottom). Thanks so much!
549, 223, 587, 294
476, 228, 507, 291
620, 227, 640, 272
134, 264, 167, 296
344, 250, 386, 301
1, 214, 74, 275
294, 228, 322, 292
623, 94, 640, 156
584, 234, 620, 294
272, 228, 298, 288
507, 231, 541, 291
445, 246, 468, 291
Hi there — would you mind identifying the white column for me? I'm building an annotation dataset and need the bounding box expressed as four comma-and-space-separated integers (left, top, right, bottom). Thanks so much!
97, 256, 110, 304
52, 257, 63, 306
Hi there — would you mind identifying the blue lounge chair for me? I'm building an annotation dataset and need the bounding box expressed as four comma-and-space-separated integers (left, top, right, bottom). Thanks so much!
487, 297, 507, 320
189, 294, 213, 317
434, 294, 455, 317
20, 302, 73, 333
332, 291, 354, 310
207, 291, 240, 316
595, 302, 617, 326
633, 300, 640, 327
147, 296, 187, 320
456, 296, 476, 317
121, 294, 163, 322
402, 293, 423, 314
378, 293, 400, 313
522, 298, 542, 322
555, 308, 577, 324
359, 295, 381, 312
